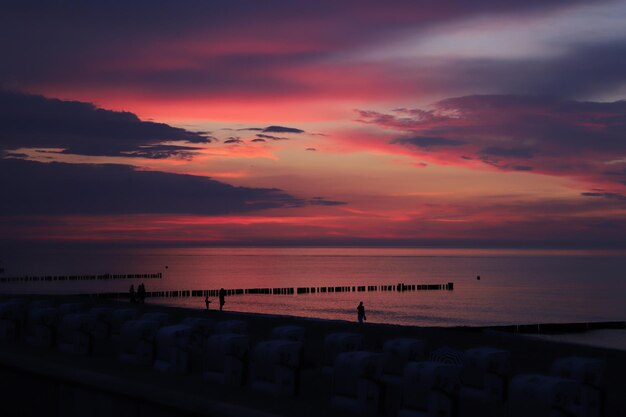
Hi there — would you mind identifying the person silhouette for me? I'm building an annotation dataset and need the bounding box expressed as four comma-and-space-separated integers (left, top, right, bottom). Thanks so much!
129, 284, 136, 303
205, 294, 211, 311
219, 288, 226, 311
357, 301, 366, 323
138, 283, 146, 304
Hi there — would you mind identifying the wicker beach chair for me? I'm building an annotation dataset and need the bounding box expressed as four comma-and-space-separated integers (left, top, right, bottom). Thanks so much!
250, 339, 304, 396
57, 313, 93, 355
508, 374, 579, 417
322, 332, 364, 374
153, 323, 194, 373
118, 319, 161, 366
330, 351, 384, 416
458, 347, 510, 417
202, 333, 250, 386
399, 361, 462, 417
550, 356, 606, 417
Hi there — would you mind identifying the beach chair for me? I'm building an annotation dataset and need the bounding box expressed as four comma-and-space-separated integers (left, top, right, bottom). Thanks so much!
508, 374, 579, 417
550, 356, 606, 417
181, 317, 216, 338
58, 302, 85, 318
398, 361, 462, 417
0, 299, 27, 342
140, 311, 173, 327
330, 351, 384, 416
430, 345, 464, 365
214, 319, 247, 334
380, 338, 426, 415
202, 333, 249, 386
382, 338, 426, 384
0, 302, 17, 342
25, 306, 59, 348
110, 308, 139, 339
87, 307, 114, 338
29, 299, 55, 309
250, 339, 304, 396
84, 307, 116, 355
322, 332, 364, 374
153, 324, 194, 373
271, 325, 306, 343
118, 319, 161, 366
458, 347, 510, 417
181, 317, 216, 372
57, 313, 93, 355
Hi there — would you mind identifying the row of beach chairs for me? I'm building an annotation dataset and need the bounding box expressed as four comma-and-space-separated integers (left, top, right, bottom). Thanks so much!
321, 333, 605, 417
0, 298, 607, 417
0, 298, 305, 397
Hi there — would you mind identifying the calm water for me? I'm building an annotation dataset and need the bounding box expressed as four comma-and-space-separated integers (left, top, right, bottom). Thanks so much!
1, 247, 625, 327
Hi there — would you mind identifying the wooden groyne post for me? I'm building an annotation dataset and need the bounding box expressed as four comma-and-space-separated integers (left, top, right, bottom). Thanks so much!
0, 272, 163, 283
81, 281, 454, 300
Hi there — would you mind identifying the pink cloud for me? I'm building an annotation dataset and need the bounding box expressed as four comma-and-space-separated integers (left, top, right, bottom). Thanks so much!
356, 95, 626, 194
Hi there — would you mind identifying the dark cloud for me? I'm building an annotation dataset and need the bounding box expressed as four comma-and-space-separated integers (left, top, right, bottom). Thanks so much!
121, 144, 202, 160
251, 138, 266, 143
359, 95, 626, 188
0, 1, 590, 98
392, 136, 466, 149
306, 148, 317, 151
2, 151, 28, 158
453, 41, 626, 98
0, 90, 211, 158
581, 192, 626, 201
351, 39, 626, 102
0, 158, 302, 216
263, 126, 305, 134
239, 126, 306, 135
223, 138, 244, 144
308, 197, 346, 206
480, 147, 535, 159
256, 134, 288, 140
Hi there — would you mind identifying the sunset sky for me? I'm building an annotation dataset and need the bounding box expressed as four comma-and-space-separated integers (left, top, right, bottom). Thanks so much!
1, 0, 626, 247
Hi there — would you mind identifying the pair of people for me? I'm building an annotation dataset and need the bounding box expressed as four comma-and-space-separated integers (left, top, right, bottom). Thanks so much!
205, 288, 226, 311
129, 283, 147, 303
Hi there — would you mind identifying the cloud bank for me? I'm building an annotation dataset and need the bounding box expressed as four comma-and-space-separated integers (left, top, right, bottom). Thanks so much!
358, 95, 626, 191
0, 90, 211, 158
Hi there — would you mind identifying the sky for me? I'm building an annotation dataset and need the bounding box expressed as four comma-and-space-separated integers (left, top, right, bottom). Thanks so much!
1, 0, 626, 248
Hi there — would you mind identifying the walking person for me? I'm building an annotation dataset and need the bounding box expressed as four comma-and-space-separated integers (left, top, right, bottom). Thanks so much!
205, 294, 211, 311
129, 284, 136, 303
219, 288, 226, 312
357, 301, 366, 323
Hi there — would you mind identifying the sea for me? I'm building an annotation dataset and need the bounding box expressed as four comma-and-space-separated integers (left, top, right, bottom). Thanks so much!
1, 247, 625, 329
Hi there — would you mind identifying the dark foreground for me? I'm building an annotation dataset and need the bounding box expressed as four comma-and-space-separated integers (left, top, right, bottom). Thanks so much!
0, 295, 624, 417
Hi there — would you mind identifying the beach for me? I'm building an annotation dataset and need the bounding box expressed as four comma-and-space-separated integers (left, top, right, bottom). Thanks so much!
1, 295, 625, 417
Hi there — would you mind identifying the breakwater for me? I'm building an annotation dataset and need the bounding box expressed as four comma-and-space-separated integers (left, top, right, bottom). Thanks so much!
82, 282, 454, 299
489, 320, 626, 334
0, 272, 163, 283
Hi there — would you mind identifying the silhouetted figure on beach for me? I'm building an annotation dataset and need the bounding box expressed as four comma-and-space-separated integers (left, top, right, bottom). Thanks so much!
219, 288, 226, 311
357, 301, 366, 323
205, 295, 211, 311
138, 283, 146, 304
129, 284, 136, 303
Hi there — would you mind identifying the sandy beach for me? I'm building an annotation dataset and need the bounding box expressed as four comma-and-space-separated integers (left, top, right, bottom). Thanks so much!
1, 295, 625, 417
